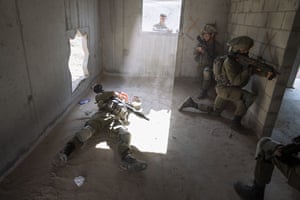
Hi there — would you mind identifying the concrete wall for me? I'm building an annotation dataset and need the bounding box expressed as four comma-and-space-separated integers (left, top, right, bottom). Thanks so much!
227, 0, 300, 136
0, 0, 101, 179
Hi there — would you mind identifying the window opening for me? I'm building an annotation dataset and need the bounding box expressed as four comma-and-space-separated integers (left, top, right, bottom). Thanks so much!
68, 30, 89, 92
142, 0, 182, 33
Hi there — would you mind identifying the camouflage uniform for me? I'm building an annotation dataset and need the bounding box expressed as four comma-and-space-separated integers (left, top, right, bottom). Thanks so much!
194, 24, 218, 99
54, 90, 147, 172
234, 137, 300, 200
179, 36, 274, 128
213, 36, 268, 127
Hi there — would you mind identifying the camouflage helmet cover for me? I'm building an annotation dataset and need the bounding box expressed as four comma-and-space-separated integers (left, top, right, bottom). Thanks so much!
227, 36, 254, 52
201, 24, 217, 35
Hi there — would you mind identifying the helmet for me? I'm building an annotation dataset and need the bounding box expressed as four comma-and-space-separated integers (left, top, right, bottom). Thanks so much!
227, 36, 254, 53
93, 84, 104, 94
201, 24, 217, 35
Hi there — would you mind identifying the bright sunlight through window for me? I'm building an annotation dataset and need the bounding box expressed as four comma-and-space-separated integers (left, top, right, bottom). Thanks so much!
68, 30, 89, 92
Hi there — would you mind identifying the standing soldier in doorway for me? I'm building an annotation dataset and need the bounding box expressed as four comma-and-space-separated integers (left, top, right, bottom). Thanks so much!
193, 24, 218, 99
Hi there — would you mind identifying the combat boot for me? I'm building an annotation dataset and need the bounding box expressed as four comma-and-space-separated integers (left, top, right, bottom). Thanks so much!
179, 97, 198, 111
234, 181, 265, 200
52, 141, 76, 167
52, 151, 68, 167
120, 154, 148, 172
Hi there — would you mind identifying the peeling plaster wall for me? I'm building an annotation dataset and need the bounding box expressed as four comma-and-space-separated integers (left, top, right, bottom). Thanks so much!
227, 0, 300, 136
0, 0, 101, 179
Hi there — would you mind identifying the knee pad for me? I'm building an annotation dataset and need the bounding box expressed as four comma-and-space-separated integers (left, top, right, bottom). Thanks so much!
255, 137, 281, 160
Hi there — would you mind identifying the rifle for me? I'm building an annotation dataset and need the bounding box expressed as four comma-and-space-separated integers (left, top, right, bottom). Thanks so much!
112, 97, 150, 121
92, 84, 149, 121
233, 54, 280, 80
194, 36, 216, 62
196, 36, 207, 50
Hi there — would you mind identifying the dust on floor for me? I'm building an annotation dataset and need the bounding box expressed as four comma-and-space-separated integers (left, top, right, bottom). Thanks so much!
0, 75, 299, 200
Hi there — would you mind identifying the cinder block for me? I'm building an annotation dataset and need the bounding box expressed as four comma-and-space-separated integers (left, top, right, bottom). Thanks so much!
271, 30, 290, 48
252, 75, 267, 95
272, 47, 285, 66
257, 105, 268, 127
252, 0, 265, 12
231, 13, 238, 24
279, 0, 299, 11
228, 23, 233, 33
244, 0, 252, 12
258, 94, 273, 113
245, 13, 256, 26
247, 26, 259, 41
231, 24, 239, 35
247, 113, 264, 137
231, 1, 238, 13
255, 13, 268, 27
256, 28, 268, 42
251, 44, 261, 56
260, 44, 277, 63
238, 25, 248, 35
265, 78, 277, 97
237, 13, 246, 24
266, 12, 285, 29
263, 0, 280, 11
281, 12, 296, 30
237, 1, 244, 13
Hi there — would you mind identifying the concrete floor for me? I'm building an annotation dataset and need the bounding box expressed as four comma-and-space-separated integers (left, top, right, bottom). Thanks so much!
0, 75, 299, 200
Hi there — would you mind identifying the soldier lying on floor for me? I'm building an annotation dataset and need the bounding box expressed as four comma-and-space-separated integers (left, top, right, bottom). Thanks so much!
53, 84, 148, 172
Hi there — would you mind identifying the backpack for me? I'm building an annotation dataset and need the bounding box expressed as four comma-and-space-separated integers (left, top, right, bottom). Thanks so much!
213, 55, 229, 85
